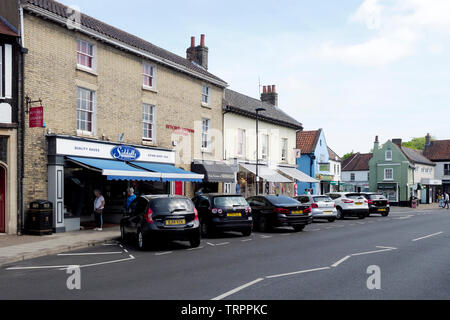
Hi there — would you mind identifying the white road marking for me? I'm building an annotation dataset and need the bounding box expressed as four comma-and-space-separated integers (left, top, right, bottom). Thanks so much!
412, 232, 444, 242
187, 246, 204, 251
260, 235, 272, 239
215, 242, 230, 246
57, 252, 123, 256
281, 234, 292, 236
266, 267, 330, 279
376, 246, 397, 250
207, 242, 216, 247
331, 256, 351, 268
212, 278, 265, 301
393, 215, 414, 220
123, 249, 129, 253
351, 247, 397, 256
241, 239, 253, 242
311, 229, 321, 231
59, 255, 136, 270
7, 265, 71, 271
155, 251, 173, 256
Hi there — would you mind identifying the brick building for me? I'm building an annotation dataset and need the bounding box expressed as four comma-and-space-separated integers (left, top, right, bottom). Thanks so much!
4, 0, 229, 232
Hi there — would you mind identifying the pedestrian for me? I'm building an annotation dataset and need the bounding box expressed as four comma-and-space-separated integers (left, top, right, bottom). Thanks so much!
304, 189, 309, 195
93, 189, 105, 231
444, 192, 450, 209
307, 189, 312, 196
125, 187, 137, 213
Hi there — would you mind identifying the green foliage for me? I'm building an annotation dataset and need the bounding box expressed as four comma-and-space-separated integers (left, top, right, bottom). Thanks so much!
402, 137, 429, 150
342, 152, 355, 161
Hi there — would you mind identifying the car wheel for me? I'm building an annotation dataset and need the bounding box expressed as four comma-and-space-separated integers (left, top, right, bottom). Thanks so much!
137, 230, 147, 251
258, 216, 271, 233
382, 212, 389, 217
328, 218, 336, 223
242, 228, 252, 237
189, 236, 201, 248
358, 214, 366, 220
337, 209, 344, 220
293, 225, 305, 232
200, 220, 211, 238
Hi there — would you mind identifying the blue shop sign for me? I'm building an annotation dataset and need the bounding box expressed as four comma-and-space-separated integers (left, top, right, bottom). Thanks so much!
111, 146, 141, 161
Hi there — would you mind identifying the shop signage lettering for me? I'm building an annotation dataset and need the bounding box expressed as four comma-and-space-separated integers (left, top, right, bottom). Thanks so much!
166, 124, 195, 136
29, 106, 44, 128
111, 146, 141, 161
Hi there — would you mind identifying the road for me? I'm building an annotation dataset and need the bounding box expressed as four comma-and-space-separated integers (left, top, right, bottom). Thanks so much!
1, 207, 449, 300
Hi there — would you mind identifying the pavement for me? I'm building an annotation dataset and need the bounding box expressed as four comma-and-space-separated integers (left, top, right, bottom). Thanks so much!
0, 227, 120, 267
0, 206, 449, 300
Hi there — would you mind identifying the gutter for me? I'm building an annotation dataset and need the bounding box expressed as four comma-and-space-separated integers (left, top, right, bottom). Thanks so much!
23, 4, 228, 89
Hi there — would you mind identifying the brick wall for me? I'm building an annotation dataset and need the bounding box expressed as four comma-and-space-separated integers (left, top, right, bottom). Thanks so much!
23, 13, 224, 204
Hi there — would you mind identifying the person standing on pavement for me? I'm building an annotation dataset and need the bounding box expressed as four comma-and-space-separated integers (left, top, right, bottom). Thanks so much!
93, 189, 105, 231
444, 192, 450, 209
125, 188, 137, 213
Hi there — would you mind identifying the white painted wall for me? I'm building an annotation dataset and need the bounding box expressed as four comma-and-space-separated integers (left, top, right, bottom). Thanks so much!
223, 112, 297, 166
434, 162, 450, 181
414, 164, 435, 183
342, 170, 369, 183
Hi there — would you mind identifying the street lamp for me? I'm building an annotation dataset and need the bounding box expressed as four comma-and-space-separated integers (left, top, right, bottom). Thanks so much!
255, 107, 266, 195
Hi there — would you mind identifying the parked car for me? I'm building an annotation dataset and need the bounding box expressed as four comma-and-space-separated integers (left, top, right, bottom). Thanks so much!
120, 195, 201, 250
359, 193, 390, 216
247, 195, 313, 232
294, 195, 338, 222
192, 194, 253, 237
326, 192, 369, 220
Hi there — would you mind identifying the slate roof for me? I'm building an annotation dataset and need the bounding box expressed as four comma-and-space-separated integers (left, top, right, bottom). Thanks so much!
0, 16, 19, 37
423, 140, 450, 161
328, 147, 341, 162
296, 129, 321, 154
23, 0, 227, 86
342, 153, 372, 172
223, 89, 303, 130
398, 145, 435, 166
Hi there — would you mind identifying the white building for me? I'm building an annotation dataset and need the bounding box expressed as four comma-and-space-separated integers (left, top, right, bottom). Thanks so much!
423, 134, 450, 199
328, 147, 342, 192
223, 86, 308, 197
341, 153, 372, 193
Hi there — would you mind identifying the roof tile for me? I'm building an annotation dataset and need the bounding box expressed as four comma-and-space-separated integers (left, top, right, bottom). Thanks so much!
342, 153, 372, 171
296, 130, 321, 154
423, 140, 450, 161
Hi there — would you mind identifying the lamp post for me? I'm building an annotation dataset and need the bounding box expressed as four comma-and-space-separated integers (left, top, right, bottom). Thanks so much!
255, 107, 266, 195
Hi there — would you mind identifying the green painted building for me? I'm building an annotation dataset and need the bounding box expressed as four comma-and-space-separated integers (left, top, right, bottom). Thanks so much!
369, 136, 435, 206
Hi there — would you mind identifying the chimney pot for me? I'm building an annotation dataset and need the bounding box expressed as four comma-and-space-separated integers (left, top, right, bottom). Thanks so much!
272, 85, 276, 93
375, 136, 379, 143
263, 86, 267, 94
191, 36, 195, 48
200, 34, 205, 47
267, 85, 272, 93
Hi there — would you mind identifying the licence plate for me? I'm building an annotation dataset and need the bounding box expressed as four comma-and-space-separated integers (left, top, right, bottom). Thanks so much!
324, 211, 333, 214
165, 219, 185, 226
378, 209, 386, 212
227, 213, 242, 217
355, 202, 363, 205
292, 210, 304, 215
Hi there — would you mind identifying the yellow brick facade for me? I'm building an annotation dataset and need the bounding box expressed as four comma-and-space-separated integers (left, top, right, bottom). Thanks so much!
22, 13, 225, 205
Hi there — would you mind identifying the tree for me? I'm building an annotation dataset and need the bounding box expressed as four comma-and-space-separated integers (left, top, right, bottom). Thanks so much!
342, 152, 355, 161
402, 137, 430, 150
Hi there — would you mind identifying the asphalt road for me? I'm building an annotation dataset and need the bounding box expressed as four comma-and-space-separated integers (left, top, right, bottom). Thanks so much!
1, 207, 449, 300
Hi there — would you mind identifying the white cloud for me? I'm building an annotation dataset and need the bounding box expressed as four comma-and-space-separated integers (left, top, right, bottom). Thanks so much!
320, 0, 450, 66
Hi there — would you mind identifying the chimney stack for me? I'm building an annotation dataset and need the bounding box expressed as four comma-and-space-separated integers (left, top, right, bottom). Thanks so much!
186, 34, 209, 70
425, 133, 432, 148
261, 84, 279, 107
392, 139, 403, 147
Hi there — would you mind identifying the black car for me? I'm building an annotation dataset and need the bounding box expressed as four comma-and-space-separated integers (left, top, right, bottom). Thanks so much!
247, 195, 313, 232
359, 193, 390, 216
120, 195, 201, 250
192, 194, 253, 237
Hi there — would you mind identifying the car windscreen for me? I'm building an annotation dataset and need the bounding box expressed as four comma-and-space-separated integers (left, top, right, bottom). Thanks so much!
313, 196, 332, 202
369, 194, 387, 200
213, 196, 248, 208
346, 194, 365, 200
150, 198, 194, 213
266, 196, 300, 206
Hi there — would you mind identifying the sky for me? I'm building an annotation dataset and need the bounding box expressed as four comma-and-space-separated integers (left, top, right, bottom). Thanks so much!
58, 0, 450, 156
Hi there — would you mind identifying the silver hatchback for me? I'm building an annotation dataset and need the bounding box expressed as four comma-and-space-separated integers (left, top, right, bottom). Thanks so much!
294, 195, 338, 223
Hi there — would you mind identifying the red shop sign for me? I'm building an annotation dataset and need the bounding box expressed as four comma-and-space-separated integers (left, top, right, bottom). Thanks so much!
29, 106, 44, 128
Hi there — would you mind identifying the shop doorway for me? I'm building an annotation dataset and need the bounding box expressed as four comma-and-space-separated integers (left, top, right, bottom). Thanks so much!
0, 166, 5, 233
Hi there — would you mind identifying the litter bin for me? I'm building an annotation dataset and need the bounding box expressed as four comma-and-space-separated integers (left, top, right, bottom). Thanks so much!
410, 198, 418, 209
25, 200, 53, 235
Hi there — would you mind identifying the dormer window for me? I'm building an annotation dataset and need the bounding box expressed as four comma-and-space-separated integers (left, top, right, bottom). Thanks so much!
385, 149, 392, 161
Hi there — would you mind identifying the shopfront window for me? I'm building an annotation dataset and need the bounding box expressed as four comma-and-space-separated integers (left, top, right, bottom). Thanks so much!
0, 137, 7, 164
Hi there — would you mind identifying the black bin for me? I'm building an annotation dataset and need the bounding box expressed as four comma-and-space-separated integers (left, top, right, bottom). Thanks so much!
25, 200, 53, 235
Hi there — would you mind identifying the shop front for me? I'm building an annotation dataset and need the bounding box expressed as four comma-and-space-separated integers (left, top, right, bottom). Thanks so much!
47, 135, 203, 232
237, 163, 292, 198
191, 160, 235, 195
316, 174, 333, 195
378, 183, 399, 204
0, 132, 18, 234
420, 179, 442, 204
277, 166, 319, 197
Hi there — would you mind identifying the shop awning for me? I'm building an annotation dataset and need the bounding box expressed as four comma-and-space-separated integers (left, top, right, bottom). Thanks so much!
277, 167, 319, 183
191, 161, 235, 183
131, 162, 204, 182
67, 157, 161, 181
240, 164, 291, 183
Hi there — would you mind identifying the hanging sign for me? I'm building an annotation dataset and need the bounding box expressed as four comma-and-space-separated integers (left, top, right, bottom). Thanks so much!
29, 106, 44, 128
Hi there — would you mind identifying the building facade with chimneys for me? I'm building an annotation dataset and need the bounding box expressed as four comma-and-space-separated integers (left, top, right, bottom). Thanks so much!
423, 133, 450, 196
2, 0, 231, 233
341, 153, 372, 193
369, 136, 437, 206
223, 86, 307, 198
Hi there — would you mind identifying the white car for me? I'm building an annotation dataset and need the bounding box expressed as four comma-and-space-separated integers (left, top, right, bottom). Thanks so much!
294, 195, 338, 223
326, 192, 369, 220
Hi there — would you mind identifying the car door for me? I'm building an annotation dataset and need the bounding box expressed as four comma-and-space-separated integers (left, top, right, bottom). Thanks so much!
131, 197, 149, 233
197, 196, 211, 223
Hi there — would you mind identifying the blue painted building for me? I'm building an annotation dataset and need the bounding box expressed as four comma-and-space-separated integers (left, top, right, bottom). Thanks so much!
296, 129, 336, 195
